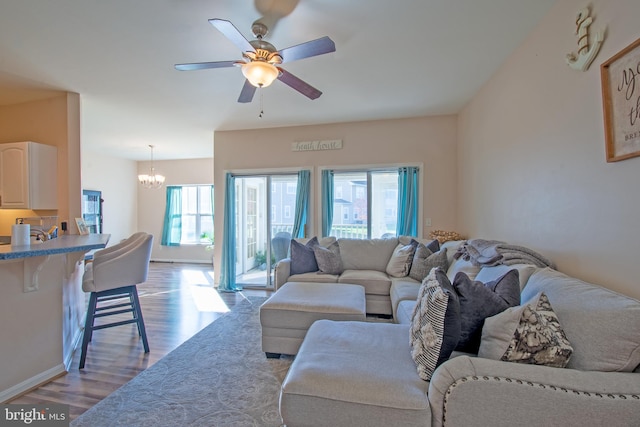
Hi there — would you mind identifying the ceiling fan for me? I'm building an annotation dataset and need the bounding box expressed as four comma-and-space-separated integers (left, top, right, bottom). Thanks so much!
175, 19, 336, 103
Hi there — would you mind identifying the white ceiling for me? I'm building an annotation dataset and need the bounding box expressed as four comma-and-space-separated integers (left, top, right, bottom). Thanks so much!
0, 0, 556, 160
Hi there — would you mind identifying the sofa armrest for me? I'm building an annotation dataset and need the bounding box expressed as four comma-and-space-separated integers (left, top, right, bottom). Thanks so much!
429, 356, 640, 427
274, 258, 291, 290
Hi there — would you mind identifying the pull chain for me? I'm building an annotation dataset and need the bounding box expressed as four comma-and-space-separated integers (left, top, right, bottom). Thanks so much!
259, 89, 264, 119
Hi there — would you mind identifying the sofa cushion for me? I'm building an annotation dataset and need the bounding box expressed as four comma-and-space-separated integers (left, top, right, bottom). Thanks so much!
289, 237, 319, 275
288, 272, 339, 283
521, 268, 640, 372
339, 270, 391, 296
339, 238, 399, 272
396, 299, 416, 325
389, 277, 420, 320
409, 246, 448, 282
386, 240, 418, 278
479, 292, 573, 368
453, 269, 521, 353
410, 268, 461, 381
314, 241, 344, 275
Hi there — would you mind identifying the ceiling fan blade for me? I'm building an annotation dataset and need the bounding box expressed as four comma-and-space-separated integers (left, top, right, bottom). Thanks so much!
209, 19, 255, 53
175, 60, 238, 71
278, 36, 335, 63
277, 68, 322, 100
238, 80, 257, 103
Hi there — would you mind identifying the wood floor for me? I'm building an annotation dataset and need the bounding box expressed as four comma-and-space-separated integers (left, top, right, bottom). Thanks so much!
8, 262, 271, 421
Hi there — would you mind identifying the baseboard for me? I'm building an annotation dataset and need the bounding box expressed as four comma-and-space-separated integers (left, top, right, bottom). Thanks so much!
151, 258, 212, 264
0, 364, 67, 403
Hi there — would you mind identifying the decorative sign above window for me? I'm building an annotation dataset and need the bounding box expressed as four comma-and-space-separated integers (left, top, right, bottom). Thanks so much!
291, 139, 343, 152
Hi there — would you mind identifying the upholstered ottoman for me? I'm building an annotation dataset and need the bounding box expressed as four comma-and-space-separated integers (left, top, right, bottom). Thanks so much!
280, 320, 431, 427
260, 281, 366, 357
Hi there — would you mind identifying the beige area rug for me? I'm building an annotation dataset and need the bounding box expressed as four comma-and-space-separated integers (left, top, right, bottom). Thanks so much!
71, 296, 292, 427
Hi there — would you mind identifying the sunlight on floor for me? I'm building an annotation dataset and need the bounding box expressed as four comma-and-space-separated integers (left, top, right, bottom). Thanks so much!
189, 285, 230, 312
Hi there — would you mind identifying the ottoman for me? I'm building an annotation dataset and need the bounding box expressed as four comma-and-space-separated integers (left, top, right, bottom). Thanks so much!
260, 281, 366, 357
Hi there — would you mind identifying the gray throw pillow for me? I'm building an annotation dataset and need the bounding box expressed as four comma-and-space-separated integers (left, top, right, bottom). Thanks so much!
386, 240, 418, 278
289, 237, 319, 275
452, 270, 520, 353
426, 238, 440, 253
410, 267, 461, 381
409, 245, 448, 282
313, 241, 344, 275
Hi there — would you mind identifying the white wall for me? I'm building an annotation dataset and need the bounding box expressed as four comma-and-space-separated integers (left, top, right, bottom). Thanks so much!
82, 151, 138, 244
458, 0, 640, 299
137, 157, 214, 263
213, 115, 459, 284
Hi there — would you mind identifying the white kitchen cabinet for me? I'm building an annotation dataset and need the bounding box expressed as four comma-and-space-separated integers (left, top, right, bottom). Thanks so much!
0, 141, 58, 209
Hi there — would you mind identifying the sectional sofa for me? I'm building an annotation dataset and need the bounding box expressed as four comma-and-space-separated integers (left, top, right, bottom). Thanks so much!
274, 237, 640, 427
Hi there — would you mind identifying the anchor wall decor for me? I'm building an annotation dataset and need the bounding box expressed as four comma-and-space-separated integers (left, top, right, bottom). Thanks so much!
566, 6, 605, 71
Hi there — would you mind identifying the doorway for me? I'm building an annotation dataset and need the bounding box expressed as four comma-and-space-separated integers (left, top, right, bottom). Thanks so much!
235, 174, 298, 288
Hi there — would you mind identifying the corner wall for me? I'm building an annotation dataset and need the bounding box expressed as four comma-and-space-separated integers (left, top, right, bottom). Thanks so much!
458, 0, 640, 299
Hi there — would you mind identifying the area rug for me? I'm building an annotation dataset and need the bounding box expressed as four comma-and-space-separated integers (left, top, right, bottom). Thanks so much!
71, 296, 293, 427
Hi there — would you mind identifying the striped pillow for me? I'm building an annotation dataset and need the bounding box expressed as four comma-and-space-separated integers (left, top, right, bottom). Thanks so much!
410, 267, 461, 381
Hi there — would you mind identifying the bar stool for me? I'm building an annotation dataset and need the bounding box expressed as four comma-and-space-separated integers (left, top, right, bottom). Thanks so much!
79, 232, 153, 369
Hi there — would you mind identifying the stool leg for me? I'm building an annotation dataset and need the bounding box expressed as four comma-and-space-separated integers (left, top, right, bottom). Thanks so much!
131, 286, 150, 353
80, 292, 98, 369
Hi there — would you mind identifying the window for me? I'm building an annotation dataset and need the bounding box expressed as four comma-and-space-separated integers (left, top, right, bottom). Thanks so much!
327, 170, 402, 239
181, 185, 214, 244
284, 205, 291, 219
286, 183, 296, 194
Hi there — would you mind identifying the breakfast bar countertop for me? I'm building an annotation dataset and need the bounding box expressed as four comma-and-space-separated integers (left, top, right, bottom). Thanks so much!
0, 234, 110, 260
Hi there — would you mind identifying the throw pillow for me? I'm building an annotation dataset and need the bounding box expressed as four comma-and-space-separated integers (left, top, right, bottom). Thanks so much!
409, 245, 448, 282
314, 241, 344, 275
289, 237, 319, 275
386, 240, 419, 278
479, 292, 573, 368
409, 268, 461, 381
452, 270, 521, 353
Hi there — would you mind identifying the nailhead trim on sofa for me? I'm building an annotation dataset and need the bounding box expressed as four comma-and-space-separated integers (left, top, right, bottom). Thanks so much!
442, 375, 640, 424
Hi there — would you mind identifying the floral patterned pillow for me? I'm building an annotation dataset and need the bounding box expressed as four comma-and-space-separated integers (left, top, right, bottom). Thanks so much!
479, 292, 573, 368
409, 268, 461, 381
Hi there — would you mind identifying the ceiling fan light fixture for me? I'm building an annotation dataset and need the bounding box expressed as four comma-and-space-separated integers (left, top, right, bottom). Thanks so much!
241, 61, 279, 88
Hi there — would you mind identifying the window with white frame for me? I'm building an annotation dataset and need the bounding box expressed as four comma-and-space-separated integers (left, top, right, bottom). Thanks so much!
180, 185, 214, 244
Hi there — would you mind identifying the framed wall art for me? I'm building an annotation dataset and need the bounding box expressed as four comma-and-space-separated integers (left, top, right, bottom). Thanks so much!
600, 37, 640, 162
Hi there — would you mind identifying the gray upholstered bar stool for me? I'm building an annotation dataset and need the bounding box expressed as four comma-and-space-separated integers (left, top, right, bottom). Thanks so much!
79, 232, 153, 369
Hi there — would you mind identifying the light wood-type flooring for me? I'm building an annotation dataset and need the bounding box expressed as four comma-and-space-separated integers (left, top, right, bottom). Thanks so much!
8, 262, 271, 421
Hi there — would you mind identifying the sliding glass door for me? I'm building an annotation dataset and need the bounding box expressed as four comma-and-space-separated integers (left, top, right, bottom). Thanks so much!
235, 174, 297, 287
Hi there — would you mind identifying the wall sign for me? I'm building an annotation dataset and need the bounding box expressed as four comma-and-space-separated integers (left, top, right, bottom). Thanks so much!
291, 139, 343, 152
601, 37, 640, 162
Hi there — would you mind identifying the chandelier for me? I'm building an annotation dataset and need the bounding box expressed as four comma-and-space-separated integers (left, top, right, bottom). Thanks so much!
138, 145, 165, 189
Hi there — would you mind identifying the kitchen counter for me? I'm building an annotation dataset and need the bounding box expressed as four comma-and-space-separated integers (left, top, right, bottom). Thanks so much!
0, 234, 109, 260
0, 233, 110, 402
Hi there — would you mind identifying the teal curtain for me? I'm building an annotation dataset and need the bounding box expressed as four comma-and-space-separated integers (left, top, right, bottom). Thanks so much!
219, 173, 241, 292
161, 186, 182, 246
291, 170, 310, 239
321, 169, 334, 237
396, 167, 419, 237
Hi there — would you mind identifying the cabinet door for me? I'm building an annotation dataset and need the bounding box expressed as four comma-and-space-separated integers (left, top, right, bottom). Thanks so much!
0, 143, 29, 208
